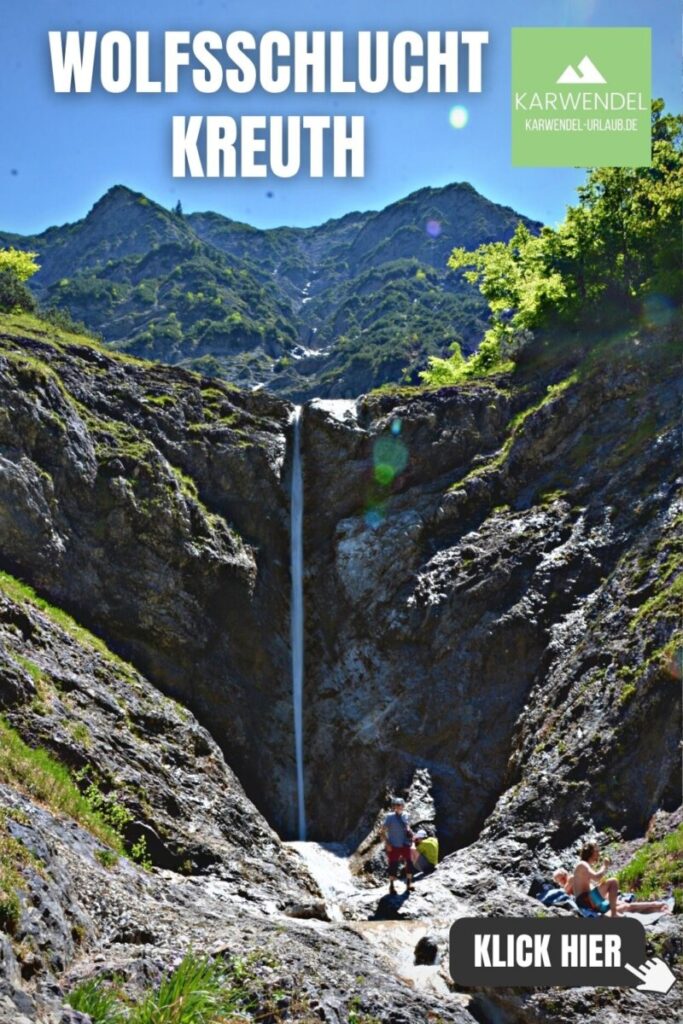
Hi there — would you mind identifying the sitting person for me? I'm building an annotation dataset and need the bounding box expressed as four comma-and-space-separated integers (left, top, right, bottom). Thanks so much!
536, 869, 575, 908
410, 829, 439, 874
552, 868, 574, 895
573, 842, 671, 918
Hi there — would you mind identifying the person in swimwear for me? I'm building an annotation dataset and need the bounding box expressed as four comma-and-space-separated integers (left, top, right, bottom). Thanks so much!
573, 842, 671, 917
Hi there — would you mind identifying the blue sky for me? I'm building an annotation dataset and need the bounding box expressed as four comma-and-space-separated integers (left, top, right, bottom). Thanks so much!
1, 0, 679, 234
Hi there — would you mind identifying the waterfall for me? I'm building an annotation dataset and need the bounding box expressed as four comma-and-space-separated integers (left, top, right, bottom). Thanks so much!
290, 405, 307, 840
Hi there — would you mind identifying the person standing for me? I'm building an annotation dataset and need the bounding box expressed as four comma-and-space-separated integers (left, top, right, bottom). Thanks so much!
383, 796, 414, 895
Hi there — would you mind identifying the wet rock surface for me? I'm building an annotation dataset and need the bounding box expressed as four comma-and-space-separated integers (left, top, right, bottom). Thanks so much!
1, 788, 479, 1024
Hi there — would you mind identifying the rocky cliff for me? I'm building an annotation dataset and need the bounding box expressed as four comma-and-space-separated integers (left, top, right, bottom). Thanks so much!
0, 309, 680, 1023
300, 325, 681, 850
0, 311, 302, 836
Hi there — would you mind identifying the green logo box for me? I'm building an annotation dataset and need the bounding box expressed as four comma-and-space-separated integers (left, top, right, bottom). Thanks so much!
511, 28, 651, 167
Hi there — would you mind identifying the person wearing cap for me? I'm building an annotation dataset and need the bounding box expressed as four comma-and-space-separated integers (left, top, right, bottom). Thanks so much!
411, 829, 439, 874
382, 796, 415, 895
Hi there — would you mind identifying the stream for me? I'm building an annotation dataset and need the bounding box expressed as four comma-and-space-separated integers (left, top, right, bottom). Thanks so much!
287, 841, 456, 1000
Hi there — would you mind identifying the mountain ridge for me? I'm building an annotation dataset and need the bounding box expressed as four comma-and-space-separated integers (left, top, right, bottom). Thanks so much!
0, 181, 541, 399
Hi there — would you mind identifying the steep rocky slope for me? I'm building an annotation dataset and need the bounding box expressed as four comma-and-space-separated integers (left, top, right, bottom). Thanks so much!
1, 183, 540, 397
0, 312, 301, 837
0, 583, 472, 1024
0, 583, 311, 886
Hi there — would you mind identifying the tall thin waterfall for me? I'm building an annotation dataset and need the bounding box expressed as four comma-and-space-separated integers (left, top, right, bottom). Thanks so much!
290, 405, 307, 840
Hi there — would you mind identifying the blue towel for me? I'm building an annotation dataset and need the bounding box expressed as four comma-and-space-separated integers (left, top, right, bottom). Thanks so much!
541, 888, 574, 907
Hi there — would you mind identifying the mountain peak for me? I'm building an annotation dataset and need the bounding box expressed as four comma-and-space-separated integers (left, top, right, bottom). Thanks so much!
88, 185, 161, 219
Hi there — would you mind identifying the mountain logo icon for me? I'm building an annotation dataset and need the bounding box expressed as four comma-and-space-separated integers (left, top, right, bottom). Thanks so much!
556, 56, 606, 85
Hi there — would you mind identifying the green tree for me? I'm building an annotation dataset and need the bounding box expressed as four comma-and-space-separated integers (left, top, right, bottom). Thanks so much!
0, 248, 40, 282
0, 248, 40, 313
417, 339, 465, 386
420, 101, 682, 386
568, 100, 683, 308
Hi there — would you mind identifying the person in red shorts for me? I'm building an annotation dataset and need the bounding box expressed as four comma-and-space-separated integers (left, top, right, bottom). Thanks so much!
382, 796, 414, 895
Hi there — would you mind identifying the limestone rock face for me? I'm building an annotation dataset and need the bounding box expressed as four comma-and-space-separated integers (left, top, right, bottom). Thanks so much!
0, 589, 315, 892
299, 325, 681, 848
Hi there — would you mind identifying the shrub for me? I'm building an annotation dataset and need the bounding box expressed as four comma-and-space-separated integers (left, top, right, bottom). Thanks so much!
95, 849, 119, 869
421, 101, 682, 385
0, 268, 36, 313
130, 835, 153, 871
0, 249, 39, 313
0, 248, 39, 282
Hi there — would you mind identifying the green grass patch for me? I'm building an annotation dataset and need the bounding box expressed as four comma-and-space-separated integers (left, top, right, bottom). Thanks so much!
200, 385, 232, 404
619, 682, 637, 705
0, 570, 137, 680
65, 951, 303, 1024
617, 824, 683, 910
143, 393, 176, 408
9, 651, 53, 715
95, 849, 119, 870
536, 488, 567, 506
65, 977, 127, 1024
0, 720, 124, 852
65, 948, 368, 1022
89, 415, 155, 464
169, 465, 199, 501
448, 372, 578, 492
130, 952, 243, 1023
67, 720, 92, 748
0, 311, 148, 368
11, 652, 46, 684
630, 572, 683, 630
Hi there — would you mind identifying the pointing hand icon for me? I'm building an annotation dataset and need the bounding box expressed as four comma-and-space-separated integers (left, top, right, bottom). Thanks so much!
625, 957, 677, 994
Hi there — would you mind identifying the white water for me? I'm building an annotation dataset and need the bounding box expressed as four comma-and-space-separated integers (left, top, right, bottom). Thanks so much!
310, 398, 358, 422
288, 842, 454, 998
290, 405, 307, 840
288, 841, 357, 901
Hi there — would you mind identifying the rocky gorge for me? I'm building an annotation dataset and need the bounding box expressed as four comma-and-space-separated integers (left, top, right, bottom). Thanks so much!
0, 307, 681, 1023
